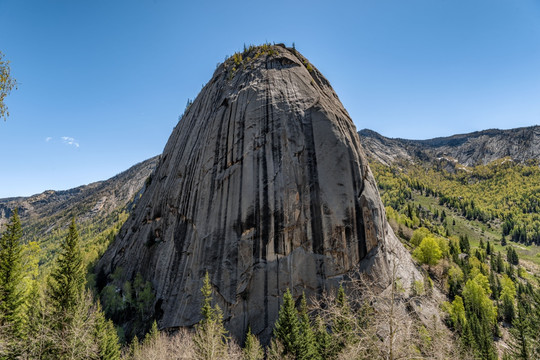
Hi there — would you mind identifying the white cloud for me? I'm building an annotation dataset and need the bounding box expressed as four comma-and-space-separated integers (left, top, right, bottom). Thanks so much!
61, 136, 80, 148
45, 137, 52, 142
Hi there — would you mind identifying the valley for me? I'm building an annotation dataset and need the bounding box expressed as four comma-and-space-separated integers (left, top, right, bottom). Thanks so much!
0, 45, 539, 359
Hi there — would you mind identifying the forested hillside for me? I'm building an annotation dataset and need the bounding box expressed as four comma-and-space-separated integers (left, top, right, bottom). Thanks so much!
0, 156, 158, 272
366, 145, 540, 359
1, 126, 539, 359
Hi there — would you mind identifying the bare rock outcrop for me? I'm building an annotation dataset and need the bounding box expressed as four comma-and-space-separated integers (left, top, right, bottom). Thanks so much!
359, 126, 540, 166
97, 45, 418, 340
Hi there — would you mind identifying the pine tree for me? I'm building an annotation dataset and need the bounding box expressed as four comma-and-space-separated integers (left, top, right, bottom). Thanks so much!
128, 335, 141, 359
500, 274, 516, 323
508, 302, 532, 360
143, 320, 159, 347
48, 218, 85, 318
496, 251, 505, 273
193, 271, 229, 360
531, 289, 540, 358
23, 281, 45, 356
314, 315, 333, 359
95, 302, 121, 360
242, 327, 264, 360
200, 272, 214, 322
459, 234, 471, 254
0, 209, 25, 338
273, 288, 300, 357
297, 293, 320, 360
331, 284, 355, 354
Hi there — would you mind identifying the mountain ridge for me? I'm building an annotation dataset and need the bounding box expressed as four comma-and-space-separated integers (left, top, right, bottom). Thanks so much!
358, 125, 540, 166
0, 156, 159, 267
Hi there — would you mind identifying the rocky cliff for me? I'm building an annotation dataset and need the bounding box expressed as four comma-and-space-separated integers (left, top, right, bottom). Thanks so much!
97, 45, 417, 340
359, 126, 540, 166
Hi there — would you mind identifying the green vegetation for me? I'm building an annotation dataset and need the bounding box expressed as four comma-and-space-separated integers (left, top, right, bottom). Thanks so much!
193, 272, 229, 359
372, 158, 540, 245
0, 50, 17, 120
370, 155, 540, 358
48, 218, 85, 316
222, 43, 316, 82
413, 235, 443, 267
0, 213, 121, 358
0, 209, 25, 334
5, 197, 535, 358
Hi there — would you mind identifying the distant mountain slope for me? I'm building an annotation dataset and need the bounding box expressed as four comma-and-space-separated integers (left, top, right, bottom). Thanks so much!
360, 125, 540, 247
359, 126, 540, 166
0, 156, 159, 266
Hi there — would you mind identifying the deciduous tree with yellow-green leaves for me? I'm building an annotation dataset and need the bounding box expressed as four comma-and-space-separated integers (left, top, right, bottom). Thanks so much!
0, 51, 17, 121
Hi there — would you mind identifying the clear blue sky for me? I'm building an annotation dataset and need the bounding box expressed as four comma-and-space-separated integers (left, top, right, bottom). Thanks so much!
1, 0, 539, 198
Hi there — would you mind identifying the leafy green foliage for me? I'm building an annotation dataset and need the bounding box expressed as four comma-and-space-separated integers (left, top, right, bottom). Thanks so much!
413, 236, 442, 266
373, 158, 540, 245
410, 227, 431, 246
0, 51, 17, 120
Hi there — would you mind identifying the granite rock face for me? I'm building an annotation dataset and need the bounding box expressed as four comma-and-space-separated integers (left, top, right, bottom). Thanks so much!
97, 45, 417, 340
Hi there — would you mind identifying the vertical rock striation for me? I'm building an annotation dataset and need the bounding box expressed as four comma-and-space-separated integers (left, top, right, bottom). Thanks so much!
97, 45, 417, 340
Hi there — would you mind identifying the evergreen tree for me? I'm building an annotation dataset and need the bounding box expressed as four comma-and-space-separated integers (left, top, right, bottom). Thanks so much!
314, 315, 332, 360
531, 289, 540, 358
143, 320, 159, 347
95, 303, 121, 360
0, 209, 25, 338
193, 271, 229, 360
24, 281, 45, 356
48, 218, 85, 318
128, 335, 140, 359
508, 302, 532, 360
507, 247, 519, 265
496, 251, 505, 273
331, 284, 356, 354
273, 288, 300, 357
500, 274, 516, 323
462, 274, 498, 358
242, 327, 264, 360
200, 272, 214, 322
459, 234, 471, 254
297, 293, 320, 360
